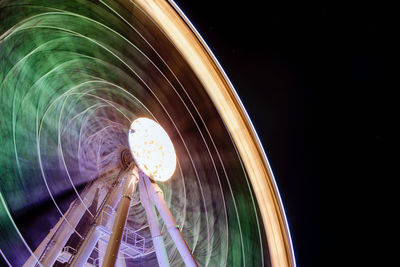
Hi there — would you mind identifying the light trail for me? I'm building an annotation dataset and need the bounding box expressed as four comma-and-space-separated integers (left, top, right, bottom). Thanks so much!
0, 0, 288, 266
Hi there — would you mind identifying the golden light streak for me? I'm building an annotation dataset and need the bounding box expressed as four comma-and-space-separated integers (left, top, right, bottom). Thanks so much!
129, 117, 177, 182
132, 0, 295, 266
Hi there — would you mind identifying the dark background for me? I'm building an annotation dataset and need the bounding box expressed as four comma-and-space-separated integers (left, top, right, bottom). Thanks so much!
173, 1, 390, 266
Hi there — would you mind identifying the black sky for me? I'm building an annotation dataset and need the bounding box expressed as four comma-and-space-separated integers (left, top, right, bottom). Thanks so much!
172, 1, 389, 266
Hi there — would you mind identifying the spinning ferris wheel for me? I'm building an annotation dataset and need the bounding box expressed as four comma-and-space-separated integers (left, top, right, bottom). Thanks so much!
0, 0, 295, 266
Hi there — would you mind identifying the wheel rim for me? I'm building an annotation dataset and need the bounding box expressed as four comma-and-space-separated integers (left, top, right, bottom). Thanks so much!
0, 0, 294, 266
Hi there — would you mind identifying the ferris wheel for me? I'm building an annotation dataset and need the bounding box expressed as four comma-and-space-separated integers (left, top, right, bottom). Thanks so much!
0, 0, 295, 266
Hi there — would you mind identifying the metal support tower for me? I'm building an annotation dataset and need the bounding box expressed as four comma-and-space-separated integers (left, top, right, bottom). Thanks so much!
24, 151, 198, 267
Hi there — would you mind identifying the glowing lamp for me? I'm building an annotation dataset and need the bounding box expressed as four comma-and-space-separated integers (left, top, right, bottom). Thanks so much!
128, 117, 176, 182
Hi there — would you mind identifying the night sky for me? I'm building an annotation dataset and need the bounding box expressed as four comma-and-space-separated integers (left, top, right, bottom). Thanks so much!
173, 1, 389, 266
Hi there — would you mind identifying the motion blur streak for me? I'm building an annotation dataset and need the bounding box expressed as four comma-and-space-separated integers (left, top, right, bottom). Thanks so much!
0, 0, 291, 266
133, 0, 295, 266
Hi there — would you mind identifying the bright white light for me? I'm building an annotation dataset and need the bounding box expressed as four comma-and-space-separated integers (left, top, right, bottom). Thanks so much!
128, 118, 176, 182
